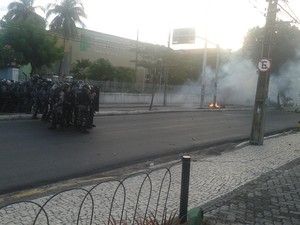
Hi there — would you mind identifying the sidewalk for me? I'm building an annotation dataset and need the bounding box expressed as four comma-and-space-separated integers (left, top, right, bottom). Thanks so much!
191, 132, 300, 224
202, 156, 300, 224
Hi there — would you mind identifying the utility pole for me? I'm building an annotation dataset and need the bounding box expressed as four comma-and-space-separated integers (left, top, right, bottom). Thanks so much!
213, 45, 220, 107
163, 29, 171, 106
200, 38, 208, 108
250, 0, 278, 145
135, 27, 139, 83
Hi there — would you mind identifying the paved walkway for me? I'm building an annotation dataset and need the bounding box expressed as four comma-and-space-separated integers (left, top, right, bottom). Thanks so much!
191, 132, 300, 225
202, 151, 300, 225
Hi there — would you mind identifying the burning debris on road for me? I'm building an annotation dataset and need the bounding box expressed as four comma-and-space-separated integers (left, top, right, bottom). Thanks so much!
209, 102, 221, 109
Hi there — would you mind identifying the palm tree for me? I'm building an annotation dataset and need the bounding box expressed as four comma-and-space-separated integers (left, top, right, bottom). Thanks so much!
4, 0, 45, 25
71, 59, 92, 82
46, 0, 87, 77
46, 0, 86, 41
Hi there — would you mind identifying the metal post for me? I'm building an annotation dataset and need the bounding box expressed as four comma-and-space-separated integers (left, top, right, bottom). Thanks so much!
179, 156, 191, 224
250, 0, 278, 145
163, 63, 168, 106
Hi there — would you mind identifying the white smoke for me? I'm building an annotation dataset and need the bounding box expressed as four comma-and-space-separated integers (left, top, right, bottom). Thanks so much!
216, 54, 258, 106
268, 59, 300, 106
174, 51, 300, 108
174, 53, 259, 107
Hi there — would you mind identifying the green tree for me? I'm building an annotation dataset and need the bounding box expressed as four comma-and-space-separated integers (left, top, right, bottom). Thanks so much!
114, 67, 135, 83
168, 52, 200, 85
4, 0, 45, 25
0, 34, 25, 68
72, 58, 135, 82
46, 0, 87, 77
71, 58, 92, 81
156, 48, 219, 86
242, 21, 300, 75
46, 0, 86, 39
242, 21, 300, 107
1, 19, 63, 74
136, 44, 169, 81
135, 44, 169, 109
88, 58, 114, 81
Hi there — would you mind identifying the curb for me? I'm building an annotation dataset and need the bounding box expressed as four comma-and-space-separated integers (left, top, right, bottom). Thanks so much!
0, 107, 252, 121
235, 129, 295, 149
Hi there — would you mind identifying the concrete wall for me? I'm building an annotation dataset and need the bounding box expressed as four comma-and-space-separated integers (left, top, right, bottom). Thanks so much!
52, 28, 147, 83
0, 68, 19, 82
71, 29, 137, 68
99, 92, 208, 106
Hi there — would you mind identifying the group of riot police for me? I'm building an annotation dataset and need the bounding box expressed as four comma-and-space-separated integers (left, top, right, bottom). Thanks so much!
0, 75, 99, 134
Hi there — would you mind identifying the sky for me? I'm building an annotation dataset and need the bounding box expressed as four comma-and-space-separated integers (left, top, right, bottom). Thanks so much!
0, 0, 300, 51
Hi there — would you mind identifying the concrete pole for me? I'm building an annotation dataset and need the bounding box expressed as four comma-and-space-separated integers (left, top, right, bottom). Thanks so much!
250, 0, 278, 145
163, 29, 171, 107
213, 45, 220, 107
200, 38, 207, 108
135, 27, 140, 90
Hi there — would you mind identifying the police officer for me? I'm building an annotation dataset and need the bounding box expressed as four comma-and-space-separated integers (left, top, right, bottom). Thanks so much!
75, 83, 91, 133
87, 85, 97, 128
49, 83, 64, 129
63, 83, 73, 127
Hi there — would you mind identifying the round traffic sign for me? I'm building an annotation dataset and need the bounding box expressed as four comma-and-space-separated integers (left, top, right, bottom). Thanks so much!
257, 59, 271, 72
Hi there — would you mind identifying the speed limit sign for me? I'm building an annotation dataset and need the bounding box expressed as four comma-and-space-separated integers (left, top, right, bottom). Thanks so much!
257, 59, 271, 72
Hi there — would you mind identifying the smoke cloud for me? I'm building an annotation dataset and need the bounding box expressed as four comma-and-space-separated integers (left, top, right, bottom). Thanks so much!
175, 54, 259, 107
176, 52, 300, 108
216, 54, 258, 106
268, 59, 300, 106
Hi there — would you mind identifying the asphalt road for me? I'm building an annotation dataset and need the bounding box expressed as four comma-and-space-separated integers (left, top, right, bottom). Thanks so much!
0, 110, 299, 194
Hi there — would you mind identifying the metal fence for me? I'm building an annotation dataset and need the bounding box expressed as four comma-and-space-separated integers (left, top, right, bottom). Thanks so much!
0, 157, 192, 225
87, 81, 204, 96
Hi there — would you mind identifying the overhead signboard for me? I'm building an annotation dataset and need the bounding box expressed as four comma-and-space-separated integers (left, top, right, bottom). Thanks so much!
172, 28, 196, 45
